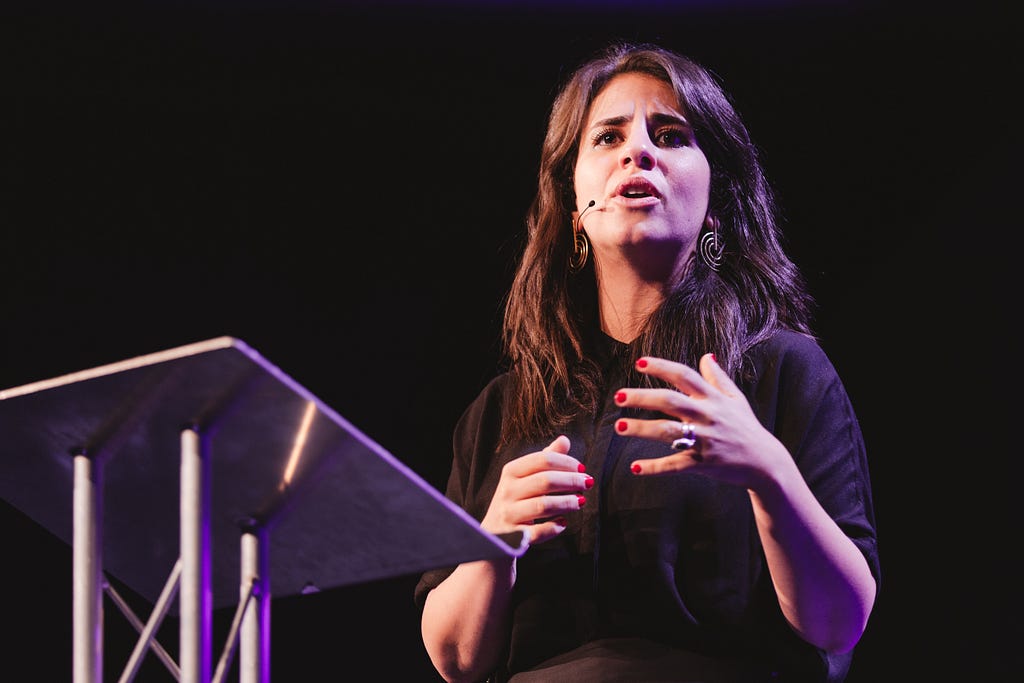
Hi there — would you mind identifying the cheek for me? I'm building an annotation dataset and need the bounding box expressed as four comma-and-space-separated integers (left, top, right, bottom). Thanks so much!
573, 163, 602, 201
673, 161, 712, 211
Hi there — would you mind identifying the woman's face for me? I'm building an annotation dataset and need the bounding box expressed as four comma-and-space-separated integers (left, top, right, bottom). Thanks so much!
573, 72, 711, 278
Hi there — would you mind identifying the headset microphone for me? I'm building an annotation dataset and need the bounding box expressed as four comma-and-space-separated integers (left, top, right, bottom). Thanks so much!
573, 200, 598, 231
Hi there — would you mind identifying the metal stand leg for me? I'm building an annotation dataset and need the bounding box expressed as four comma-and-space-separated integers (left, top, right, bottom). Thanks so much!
240, 527, 270, 683
211, 525, 271, 683
73, 449, 103, 683
74, 426, 270, 683
180, 427, 212, 683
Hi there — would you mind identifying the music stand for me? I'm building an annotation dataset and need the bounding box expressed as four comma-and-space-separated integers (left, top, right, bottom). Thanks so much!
0, 337, 527, 683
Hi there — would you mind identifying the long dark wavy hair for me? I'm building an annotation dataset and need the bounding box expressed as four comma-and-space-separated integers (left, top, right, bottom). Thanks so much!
499, 42, 815, 447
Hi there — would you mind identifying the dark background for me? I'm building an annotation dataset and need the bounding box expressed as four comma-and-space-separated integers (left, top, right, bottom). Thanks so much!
2, 1, 1016, 680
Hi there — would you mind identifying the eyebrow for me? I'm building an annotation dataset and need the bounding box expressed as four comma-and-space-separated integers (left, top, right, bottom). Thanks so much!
588, 112, 691, 130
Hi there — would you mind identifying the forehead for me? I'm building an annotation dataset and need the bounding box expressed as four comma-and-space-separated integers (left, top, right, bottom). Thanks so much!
586, 72, 683, 123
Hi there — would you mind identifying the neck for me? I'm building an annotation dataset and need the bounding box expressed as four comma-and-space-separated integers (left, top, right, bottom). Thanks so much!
594, 263, 667, 343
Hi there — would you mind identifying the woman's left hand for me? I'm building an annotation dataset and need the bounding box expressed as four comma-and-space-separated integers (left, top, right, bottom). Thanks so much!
613, 353, 790, 489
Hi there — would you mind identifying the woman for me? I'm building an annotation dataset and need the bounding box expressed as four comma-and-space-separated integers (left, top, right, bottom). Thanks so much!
416, 41, 879, 683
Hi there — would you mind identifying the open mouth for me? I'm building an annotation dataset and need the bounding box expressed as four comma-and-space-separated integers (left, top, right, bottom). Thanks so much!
616, 177, 660, 199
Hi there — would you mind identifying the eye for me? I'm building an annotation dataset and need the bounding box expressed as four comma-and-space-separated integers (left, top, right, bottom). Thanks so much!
654, 127, 690, 148
591, 128, 622, 146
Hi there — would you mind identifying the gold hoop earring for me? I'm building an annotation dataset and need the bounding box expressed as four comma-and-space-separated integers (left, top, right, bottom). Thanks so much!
698, 217, 724, 272
569, 201, 596, 273
569, 227, 590, 273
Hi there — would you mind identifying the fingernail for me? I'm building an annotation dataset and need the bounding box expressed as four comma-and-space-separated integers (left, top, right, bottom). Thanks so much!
616, 420, 628, 433
636, 358, 648, 369
614, 391, 627, 404
578, 462, 587, 473
577, 495, 587, 507
631, 463, 642, 474
710, 352, 717, 363
584, 475, 594, 489
555, 516, 567, 526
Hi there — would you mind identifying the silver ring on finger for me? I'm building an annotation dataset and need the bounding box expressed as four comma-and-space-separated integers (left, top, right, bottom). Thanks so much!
671, 421, 698, 451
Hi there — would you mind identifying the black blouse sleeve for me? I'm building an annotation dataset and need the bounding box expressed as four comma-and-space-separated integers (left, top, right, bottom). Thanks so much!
746, 331, 880, 591
413, 374, 510, 610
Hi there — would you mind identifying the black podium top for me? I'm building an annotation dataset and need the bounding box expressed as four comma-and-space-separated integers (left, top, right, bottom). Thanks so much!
0, 337, 524, 613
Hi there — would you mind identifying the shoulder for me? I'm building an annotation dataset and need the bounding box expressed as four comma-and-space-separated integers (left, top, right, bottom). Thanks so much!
453, 372, 511, 439
746, 329, 841, 388
741, 329, 854, 420
748, 329, 829, 366
462, 372, 510, 416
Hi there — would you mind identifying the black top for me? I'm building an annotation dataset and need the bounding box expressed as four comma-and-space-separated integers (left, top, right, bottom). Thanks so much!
415, 330, 880, 682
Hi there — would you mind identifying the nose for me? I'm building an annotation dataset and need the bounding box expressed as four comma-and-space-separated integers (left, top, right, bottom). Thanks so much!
621, 133, 655, 171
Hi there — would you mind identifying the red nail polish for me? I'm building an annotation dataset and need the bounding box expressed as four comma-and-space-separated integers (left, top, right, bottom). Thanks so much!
636, 358, 648, 368
614, 391, 626, 404
578, 463, 587, 473
555, 517, 567, 526
577, 495, 586, 507
584, 475, 594, 489
631, 463, 642, 474
616, 420, 628, 433
711, 353, 717, 363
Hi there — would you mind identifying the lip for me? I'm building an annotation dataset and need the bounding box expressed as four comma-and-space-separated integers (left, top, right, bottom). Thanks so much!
614, 176, 662, 200
612, 175, 662, 208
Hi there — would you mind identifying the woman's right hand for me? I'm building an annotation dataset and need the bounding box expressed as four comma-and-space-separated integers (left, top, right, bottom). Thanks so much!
422, 439, 587, 683
479, 435, 591, 545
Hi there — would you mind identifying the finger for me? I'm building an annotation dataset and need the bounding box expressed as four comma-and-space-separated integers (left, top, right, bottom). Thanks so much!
499, 493, 589, 536
699, 352, 738, 396
515, 469, 594, 499
614, 415, 696, 447
486, 486, 587, 539
635, 356, 710, 398
613, 386, 700, 420
515, 492, 587, 527
503, 438, 584, 478
484, 489, 577, 536
525, 516, 568, 545
629, 453, 697, 476
547, 434, 571, 454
